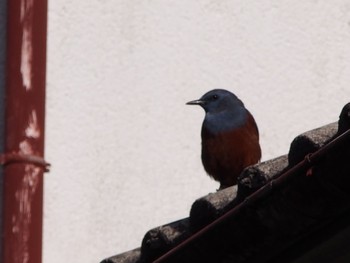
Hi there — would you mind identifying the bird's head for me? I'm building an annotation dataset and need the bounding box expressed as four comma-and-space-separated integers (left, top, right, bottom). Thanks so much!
186, 89, 244, 114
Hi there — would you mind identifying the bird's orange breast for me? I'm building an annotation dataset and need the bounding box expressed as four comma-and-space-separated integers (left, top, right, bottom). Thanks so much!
201, 113, 261, 187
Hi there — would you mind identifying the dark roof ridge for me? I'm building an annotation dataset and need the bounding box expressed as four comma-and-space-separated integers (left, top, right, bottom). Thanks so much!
101, 103, 350, 263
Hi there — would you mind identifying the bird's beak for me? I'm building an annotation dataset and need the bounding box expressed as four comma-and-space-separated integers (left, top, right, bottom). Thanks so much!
186, 99, 205, 106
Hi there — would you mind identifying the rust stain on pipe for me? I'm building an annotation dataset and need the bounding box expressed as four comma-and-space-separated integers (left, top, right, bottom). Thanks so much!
3, 0, 48, 262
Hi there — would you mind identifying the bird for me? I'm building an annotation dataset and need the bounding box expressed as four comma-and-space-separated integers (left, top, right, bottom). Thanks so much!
187, 89, 261, 189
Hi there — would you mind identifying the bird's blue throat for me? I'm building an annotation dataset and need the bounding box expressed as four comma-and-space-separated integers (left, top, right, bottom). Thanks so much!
202, 107, 248, 135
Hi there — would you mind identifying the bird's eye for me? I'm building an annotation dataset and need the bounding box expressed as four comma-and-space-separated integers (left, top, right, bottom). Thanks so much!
212, 95, 219, 100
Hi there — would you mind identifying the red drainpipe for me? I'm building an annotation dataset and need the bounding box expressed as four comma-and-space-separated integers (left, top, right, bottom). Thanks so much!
1, 0, 49, 263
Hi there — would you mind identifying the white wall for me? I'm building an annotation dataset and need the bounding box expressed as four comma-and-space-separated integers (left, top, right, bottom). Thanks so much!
45, 1, 350, 262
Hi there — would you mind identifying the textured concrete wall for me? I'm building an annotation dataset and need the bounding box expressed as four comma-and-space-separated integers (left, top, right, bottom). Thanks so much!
45, 1, 350, 263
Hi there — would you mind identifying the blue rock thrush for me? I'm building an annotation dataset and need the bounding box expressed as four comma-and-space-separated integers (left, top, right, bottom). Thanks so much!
187, 89, 261, 189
